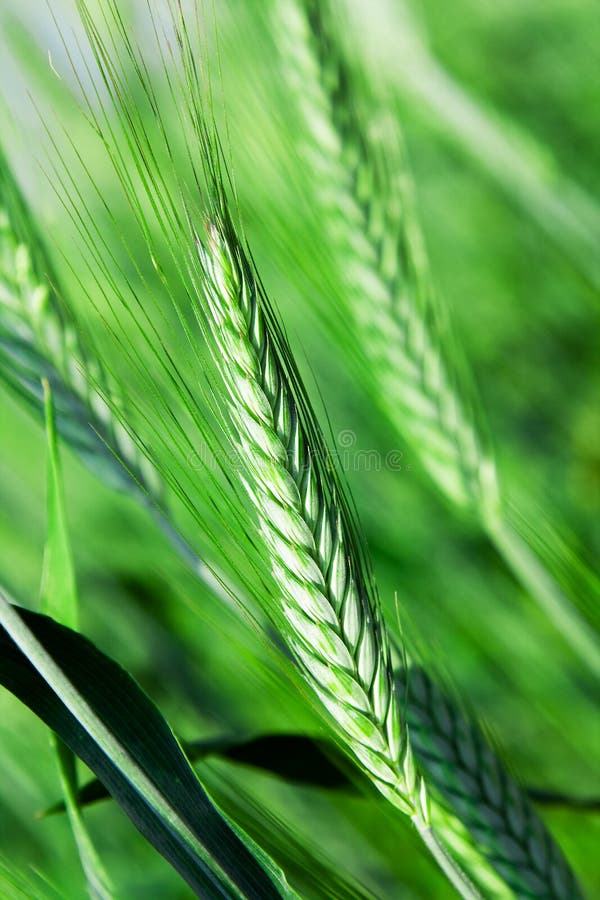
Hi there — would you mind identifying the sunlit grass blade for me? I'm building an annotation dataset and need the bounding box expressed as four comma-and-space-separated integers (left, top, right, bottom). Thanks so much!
0, 853, 65, 900
51, 741, 114, 900
0, 591, 291, 899
40, 378, 78, 628
40, 377, 114, 900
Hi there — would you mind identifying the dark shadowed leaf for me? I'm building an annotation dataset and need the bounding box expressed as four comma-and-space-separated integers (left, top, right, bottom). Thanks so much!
44, 733, 364, 816
0, 597, 289, 900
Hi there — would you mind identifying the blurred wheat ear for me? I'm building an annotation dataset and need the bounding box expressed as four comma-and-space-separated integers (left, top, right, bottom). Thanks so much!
400, 663, 584, 900
0, 150, 241, 604
0, 151, 159, 497
273, 0, 600, 677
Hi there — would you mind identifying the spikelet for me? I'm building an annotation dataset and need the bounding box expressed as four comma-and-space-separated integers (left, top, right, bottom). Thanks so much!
403, 665, 584, 899
197, 212, 427, 820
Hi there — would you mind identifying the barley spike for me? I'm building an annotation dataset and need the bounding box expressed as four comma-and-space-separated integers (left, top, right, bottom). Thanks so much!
402, 665, 584, 900
274, 0, 600, 676
197, 212, 422, 812
196, 208, 489, 897
276, 0, 498, 515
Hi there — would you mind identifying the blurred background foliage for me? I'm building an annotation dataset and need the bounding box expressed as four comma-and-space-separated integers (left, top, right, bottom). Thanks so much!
0, 0, 598, 896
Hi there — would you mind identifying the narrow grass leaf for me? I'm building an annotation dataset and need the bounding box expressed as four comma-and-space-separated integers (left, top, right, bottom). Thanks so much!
0, 854, 65, 900
40, 377, 114, 900
40, 378, 78, 628
51, 740, 114, 900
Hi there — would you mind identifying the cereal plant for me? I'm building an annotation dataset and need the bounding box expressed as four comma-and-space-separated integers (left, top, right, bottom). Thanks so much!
0, 0, 597, 897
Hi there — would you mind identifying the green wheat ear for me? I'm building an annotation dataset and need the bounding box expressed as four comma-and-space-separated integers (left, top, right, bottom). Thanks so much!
195, 203, 486, 897
0, 160, 160, 499
273, 0, 600, 677
403, 664, 584, 900
278, 0, 497, 515
198, 211, 418, 811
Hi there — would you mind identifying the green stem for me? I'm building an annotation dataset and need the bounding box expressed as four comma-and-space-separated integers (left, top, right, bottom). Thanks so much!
487, 515, 600, 678
390, 44, 600, 297
411, 813, 482, 900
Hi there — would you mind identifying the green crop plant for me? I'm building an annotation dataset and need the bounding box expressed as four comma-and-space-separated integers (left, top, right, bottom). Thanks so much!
0, 0, 596, 897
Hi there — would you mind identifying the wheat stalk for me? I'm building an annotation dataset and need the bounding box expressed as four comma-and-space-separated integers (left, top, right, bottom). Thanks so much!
401, 664, 583, 900
273, 0, 600, 676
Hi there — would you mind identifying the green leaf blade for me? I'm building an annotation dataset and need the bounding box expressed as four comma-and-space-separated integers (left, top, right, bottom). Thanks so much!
40, 377, 113, 899
0, 595, 288, 900
40, 377, 78, 630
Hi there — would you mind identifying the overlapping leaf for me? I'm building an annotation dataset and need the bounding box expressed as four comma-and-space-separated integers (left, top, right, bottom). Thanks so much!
0, 595, 289, 899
